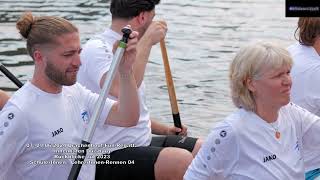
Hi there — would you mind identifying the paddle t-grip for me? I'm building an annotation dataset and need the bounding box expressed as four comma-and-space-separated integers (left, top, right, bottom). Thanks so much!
121, 26, 132, 43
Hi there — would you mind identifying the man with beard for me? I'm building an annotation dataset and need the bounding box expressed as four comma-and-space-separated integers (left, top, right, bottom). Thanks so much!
0, 12, 140, 180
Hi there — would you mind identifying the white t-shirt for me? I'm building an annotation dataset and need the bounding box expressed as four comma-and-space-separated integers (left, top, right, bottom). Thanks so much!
184, 103, 320, 180
0, 82, 114, 180
77, 28, 152, 150
289, 42, 320, 116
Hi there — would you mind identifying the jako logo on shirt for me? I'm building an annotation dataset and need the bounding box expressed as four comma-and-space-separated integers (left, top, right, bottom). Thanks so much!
52, 128, 64, 137
81, 111, 89, 124
263, 154, 277, 163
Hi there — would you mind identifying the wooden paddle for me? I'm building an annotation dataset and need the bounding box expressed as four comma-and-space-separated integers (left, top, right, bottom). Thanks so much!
160, 39, 182, 134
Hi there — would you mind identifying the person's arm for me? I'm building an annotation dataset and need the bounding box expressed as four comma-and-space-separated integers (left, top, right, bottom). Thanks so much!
0, 105, 28, 178
104, 31, 140, 127
133, 20, 167, 87
151, 118, 188, 136
0, 90, 9, 110
290, 103, 320, 170
106, 73, 139, 127
184, 122, 238, 180
100, 21, 167, 98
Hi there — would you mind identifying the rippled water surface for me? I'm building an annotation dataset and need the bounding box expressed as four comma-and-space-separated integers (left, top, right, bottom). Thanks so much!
0, 0, 297, 137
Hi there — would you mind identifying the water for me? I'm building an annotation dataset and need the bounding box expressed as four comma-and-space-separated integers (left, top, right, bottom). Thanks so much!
0, 0, 297, 138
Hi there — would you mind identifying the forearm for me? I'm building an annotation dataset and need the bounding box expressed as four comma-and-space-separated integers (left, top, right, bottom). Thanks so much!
133, 38, 153, 87
99, 41, 150, 99
100, 72, 120, 98
117, 71, 139, 126
151, 118, 169, 135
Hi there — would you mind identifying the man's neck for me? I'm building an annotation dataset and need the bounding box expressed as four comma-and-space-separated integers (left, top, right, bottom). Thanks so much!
110, 19, 132, 35
31, 71, 62, 94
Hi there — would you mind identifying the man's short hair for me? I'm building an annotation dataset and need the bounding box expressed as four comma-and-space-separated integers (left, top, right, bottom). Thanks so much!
110, 0, 160, 19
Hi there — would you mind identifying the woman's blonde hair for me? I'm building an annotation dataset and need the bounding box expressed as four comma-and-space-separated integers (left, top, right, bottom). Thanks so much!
16, 12, 78, 59
229, 41, 293, 111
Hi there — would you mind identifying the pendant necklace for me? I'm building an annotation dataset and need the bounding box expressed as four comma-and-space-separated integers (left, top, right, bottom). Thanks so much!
270, 122, 280, 139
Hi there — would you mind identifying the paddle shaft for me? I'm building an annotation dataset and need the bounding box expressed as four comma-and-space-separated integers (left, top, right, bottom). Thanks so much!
160, 39, 182, 133
0, 63, 23, 88
68, 27, 132, 180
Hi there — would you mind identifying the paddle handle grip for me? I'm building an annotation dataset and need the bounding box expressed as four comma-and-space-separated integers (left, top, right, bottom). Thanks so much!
160, 39, 182, 133
172, 113, 182, 130
0, 64, 23, 88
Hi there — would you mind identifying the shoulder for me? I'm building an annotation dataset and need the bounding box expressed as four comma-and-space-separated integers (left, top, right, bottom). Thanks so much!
222, 109, 247, 130
0, 102, 29, 134
210, 119, 237, 141
8, 83, 39, 111
279, 103, 302, 120
288, 43, 309, 58
206, 109, 249, 142
280, 103, 320, 128
208, 123, 236, 149
82, 36, 113, 56
287, 42, 300, 55
280, 102, 310, 117
206, 118, 239, 159
1, 103, 23, 119
289, 43, 320, 64
193, 119, 239, 175
209, 109, 254, 147
80, 36, 114, 68
84, 38, 111, 49
3, 83, 36, 120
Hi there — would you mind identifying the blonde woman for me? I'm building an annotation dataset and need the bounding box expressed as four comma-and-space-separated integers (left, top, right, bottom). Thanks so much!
184, 42, 320, 180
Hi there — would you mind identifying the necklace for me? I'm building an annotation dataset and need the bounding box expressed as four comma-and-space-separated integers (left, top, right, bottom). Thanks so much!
269, 122, 281, 139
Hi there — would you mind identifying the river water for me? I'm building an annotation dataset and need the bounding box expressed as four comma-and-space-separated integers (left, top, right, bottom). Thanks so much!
0, 0, 297, 137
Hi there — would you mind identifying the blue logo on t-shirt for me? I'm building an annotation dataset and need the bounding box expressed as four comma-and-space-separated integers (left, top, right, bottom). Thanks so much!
81, 111, 89, 124
294, 141, 299, 151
